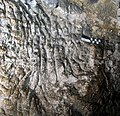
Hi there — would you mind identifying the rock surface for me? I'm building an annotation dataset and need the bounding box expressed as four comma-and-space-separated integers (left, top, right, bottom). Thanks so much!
0, 0, 120, 116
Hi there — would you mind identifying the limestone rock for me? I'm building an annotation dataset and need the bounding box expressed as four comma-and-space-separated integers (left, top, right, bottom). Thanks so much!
0, 0, 120, 116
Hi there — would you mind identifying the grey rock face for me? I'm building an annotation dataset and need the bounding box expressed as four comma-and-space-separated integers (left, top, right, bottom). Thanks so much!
105, 39, 120, 92
91, 38, 120, 116
0, 0, 119, 116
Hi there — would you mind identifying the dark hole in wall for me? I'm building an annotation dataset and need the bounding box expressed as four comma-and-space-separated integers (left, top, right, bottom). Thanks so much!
89, 0, 99, 3
68, 105, 83, 116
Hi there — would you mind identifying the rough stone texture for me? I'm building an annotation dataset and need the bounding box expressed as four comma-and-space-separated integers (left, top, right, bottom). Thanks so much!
0, 0, 120, 116
90, 38, 120, 116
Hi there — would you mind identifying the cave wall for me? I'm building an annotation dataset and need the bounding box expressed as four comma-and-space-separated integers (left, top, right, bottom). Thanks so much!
0, 0, 119, 116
